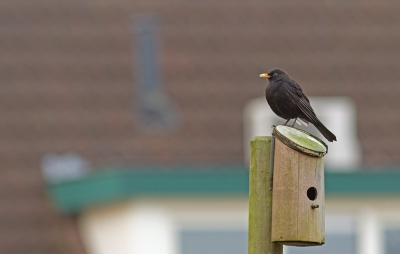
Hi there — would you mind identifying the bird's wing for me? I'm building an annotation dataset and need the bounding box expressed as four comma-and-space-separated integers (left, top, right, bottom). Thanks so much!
284, 80, 319, 124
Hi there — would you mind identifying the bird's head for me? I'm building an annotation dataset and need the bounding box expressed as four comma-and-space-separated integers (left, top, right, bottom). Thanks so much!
259, 68, 288, 81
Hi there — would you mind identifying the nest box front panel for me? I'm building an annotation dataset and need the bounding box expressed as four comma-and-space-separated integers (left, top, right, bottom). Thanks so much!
271, 138, 325, 246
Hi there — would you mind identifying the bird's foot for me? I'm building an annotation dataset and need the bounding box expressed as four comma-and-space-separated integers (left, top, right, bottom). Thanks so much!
291, 118, 297, 127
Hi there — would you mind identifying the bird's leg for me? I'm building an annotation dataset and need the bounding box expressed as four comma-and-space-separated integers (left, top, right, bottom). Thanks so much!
284, 119, 290, 125
291, 118, 297, 127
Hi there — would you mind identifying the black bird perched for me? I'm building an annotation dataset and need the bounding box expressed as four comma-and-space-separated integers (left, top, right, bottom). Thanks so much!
259, 68, 337, 142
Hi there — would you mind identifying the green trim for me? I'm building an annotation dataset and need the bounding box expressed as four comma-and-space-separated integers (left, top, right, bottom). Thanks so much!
47, 166, 400, 214
325, 171, 400, 194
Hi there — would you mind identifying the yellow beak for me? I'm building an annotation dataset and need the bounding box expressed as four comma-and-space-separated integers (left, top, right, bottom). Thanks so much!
259, 73, 270, 78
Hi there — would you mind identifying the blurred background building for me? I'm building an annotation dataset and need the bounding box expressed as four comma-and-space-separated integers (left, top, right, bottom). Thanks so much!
2, 0, 400, 253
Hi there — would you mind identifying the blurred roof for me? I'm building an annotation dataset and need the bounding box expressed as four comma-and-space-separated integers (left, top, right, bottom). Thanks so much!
3, 0, 400, 167
2, 0, 400, 253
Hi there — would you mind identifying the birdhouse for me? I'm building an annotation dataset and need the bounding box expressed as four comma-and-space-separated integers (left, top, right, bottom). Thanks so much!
271, 125, 327, 246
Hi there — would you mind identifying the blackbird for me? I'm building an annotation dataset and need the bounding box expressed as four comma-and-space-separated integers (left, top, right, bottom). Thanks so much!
259, 68, 337, 142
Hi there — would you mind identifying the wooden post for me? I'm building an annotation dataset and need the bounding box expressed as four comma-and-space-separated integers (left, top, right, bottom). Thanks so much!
248, 136, 283, 254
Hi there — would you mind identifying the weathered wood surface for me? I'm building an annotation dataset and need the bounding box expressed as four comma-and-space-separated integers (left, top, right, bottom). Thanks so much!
271, 138, 325, 246
248, 136, 283, 254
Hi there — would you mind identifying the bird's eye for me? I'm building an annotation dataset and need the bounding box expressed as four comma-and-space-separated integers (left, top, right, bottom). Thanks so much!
273, 73, 278, 77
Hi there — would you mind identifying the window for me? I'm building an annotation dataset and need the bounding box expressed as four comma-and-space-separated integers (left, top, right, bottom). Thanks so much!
244, 96, 361, 169
180, 229, 247, 254
384, 220, 400, 254
285, 214, 357, 254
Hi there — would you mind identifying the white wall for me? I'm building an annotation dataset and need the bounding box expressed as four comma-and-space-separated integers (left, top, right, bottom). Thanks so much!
79, 197, 248, 254
79, 196, 400, 254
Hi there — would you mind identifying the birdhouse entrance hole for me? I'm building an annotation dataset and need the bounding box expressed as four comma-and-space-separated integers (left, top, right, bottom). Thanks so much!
307, 187, 317, 201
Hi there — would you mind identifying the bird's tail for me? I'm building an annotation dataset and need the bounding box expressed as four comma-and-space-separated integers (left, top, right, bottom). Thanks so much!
313, 120, 337, 142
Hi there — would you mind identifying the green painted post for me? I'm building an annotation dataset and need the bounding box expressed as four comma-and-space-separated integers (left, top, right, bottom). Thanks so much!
248, 136, 283, 254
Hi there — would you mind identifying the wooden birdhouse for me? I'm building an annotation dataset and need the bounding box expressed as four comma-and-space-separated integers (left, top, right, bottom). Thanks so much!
271, 125, 327, 246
